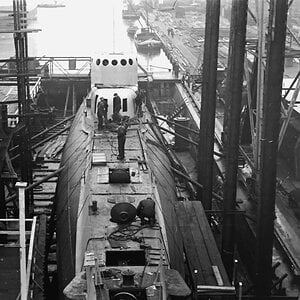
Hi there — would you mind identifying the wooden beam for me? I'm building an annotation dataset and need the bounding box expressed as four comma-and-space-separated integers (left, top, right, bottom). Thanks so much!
255, 0, 289, 297
221, 0, 248, 280
197, 0, 220, 209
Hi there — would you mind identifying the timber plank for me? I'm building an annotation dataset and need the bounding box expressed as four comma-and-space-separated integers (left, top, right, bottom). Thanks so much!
183, 201, 216, 285
174, 202, 206, 286
191, 201, 231, 286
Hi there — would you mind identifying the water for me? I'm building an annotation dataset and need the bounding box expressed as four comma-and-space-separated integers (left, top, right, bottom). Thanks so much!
0, 0, 171, 73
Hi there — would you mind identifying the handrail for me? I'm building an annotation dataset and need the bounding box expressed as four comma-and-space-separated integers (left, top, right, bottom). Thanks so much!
30, 76, 42, 100
0, 218, 33, 222
15, 216, 37, 300
25, 216, 37, 299
0, 56, 92, 78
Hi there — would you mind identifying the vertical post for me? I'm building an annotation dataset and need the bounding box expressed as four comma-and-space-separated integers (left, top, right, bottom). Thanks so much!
63, 85, 70, 118
0, 179, 6, 243
14, 0, 33, 210
1, 104, 8, 133
0, 180, 5, 218
221, 0, 248, 279
84, 252, 96, 300
254, 0, 266, 174
255, 0, 288, 298
238, 282, 243, 300
16, 181, 28, 300
72, 84, 76, 115
0, 105, 8, 227
197, 0, 220, 209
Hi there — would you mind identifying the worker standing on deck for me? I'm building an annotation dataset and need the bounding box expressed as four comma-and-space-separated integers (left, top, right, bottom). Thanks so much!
170, 28, 174, 38
97, 97, 106, 130
117, 121, 127, 160
103, 98, 108, 127
113, 93, 121, 122
135, 91, 143, 117
173, 62, 179, 78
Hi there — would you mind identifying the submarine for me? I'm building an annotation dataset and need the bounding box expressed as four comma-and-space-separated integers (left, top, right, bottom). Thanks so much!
55, 52, 191, 299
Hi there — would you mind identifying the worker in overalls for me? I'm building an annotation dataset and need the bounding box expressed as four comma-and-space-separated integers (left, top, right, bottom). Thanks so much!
117, 121, 127, 160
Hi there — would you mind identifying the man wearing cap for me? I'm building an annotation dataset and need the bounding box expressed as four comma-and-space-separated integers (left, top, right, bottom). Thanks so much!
113, 92, 121, 122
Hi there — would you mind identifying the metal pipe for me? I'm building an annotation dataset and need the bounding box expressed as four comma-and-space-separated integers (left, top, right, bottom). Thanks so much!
157, 125, 224, 158
31, 124, 70, 150
32, 114, 74, 141
9, 115, 74, 153
170, 166, 223, 202
5, 167, 64, 204
151, 113, 199, 135
25, 166, 65, 191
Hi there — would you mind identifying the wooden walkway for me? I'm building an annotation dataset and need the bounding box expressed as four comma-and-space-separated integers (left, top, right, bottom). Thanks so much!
175, 201, 234, 297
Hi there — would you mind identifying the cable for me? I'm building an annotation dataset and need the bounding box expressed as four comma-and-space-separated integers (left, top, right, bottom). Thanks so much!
108, 222, 159, 241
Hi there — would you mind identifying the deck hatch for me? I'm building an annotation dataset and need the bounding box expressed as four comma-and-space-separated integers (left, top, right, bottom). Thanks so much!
105, 250, 146, 266
109, 168, 130, 183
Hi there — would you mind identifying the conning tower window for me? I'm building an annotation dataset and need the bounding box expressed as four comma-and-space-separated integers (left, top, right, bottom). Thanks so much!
122, 98, 128, 112
112, 59, 118, 66
96, 58, 101, 66
128, 58, 133, 65
121, 59, 127, 66
102, 59, 109, 66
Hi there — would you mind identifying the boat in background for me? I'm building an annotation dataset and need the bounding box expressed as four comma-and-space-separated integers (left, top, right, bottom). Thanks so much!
127, 24, 138, 36
134, 27, 162, 51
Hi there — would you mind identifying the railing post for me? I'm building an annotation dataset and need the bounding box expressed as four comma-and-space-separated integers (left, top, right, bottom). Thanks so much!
16, 181, 28, 300
238, 282, 243, 300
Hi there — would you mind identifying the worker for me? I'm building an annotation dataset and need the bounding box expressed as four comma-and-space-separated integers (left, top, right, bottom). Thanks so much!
97, 97, 106, 130
136, 197, 156, 226
170, 28, 174, 38
113, 93, 121, 122
173, 62, 179, 78
102, 98, 108, 126
117, 121, 127, 160
135, 91, 143, 117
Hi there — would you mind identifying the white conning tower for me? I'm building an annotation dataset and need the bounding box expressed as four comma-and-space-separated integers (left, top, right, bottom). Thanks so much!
91, 53, 138, 87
